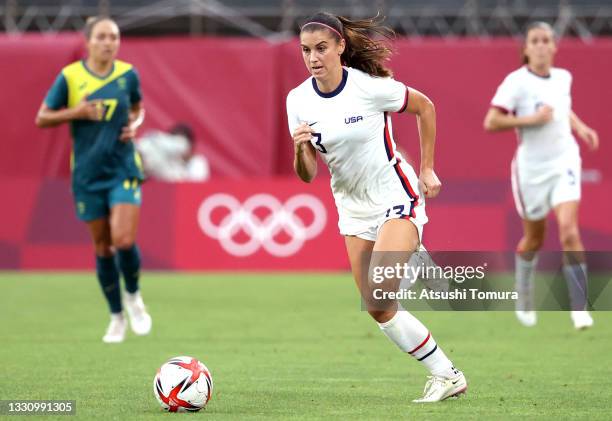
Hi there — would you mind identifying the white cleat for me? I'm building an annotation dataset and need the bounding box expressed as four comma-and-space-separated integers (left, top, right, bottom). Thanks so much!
515, 310, 537, 327
413, 371, 468, 403
571, 311, 594, 330
125, 291, 152, 336
103, 314, 127, 343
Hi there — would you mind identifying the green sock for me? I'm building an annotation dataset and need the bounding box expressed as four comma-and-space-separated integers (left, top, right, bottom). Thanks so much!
118, 245, 141, 294
96, 255, 122, 313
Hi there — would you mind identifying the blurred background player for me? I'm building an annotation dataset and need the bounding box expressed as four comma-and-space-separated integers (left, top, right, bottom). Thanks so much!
287, 12, 466, 402
136, 123, 210, 182
35, 16, 152, 343
483, 21, 599, 329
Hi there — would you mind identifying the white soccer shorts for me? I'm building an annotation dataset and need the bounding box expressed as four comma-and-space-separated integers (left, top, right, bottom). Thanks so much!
511, 155, 581, 221
337, 162, 428, 242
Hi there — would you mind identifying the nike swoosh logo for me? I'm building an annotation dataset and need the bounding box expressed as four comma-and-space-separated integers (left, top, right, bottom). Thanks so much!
451, 380, 460, 385
308, 121, 318, 127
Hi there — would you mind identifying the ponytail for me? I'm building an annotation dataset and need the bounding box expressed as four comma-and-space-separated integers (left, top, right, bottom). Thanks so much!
301, 12, 395, 78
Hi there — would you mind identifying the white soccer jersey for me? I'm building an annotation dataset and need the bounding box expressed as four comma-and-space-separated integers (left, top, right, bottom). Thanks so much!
491, 66, 579, 171
286, 67, 417, 220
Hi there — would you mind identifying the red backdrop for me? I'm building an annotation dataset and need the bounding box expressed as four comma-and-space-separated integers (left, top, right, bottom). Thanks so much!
0, 35, 610, 269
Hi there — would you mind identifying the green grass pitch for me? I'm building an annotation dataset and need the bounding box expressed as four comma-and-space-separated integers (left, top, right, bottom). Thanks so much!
1, 272, 611, 420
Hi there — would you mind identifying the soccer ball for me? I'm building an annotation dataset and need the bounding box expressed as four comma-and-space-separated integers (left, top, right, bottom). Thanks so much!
153, 356, 213, 412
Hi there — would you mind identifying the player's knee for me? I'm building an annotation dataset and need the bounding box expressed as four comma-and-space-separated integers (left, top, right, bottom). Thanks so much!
113, 234, 135, 250
530, 236, 545, 251
559, 224, 580, 248
519, 235, 544, 252
93, 241, 113, 257
367, 309, 395, 323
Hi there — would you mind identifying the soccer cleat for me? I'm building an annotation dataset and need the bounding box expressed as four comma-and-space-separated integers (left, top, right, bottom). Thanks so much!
103, 314, 127, 343
570, 311, 593, 330
515, 310, 537, 327
125, 291, 152, 336
412, 371, 467, 403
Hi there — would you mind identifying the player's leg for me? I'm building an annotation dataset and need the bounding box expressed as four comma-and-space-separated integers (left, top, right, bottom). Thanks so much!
401, 244, 449, 293
550, 157, 592, 328
109, 180, 152, 335
553, 200, 592, 329
110, 202, 141, 295
377, 219, 465, 402
86, 217, 126, 343
512, 157, 549, 326
515, 218, 546, 326
346, 220, 465, 402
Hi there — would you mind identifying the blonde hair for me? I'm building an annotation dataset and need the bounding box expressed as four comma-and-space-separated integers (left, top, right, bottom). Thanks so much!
84, 16, 118, 40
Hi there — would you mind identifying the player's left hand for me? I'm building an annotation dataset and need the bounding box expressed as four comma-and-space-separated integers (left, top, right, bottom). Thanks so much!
419, 168, 441, 198
119, 120, 138, 142
579, 126, 599, 151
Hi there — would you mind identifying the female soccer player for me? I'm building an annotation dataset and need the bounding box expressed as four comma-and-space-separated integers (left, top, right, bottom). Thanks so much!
484, 22, 599, 329
36, 16, 152, 343
286, 13, 466, 402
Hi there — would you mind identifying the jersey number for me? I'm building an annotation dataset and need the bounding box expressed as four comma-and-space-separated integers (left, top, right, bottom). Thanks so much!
385, 205, 406, 218
567, 169, 576, 186
312, 133, 327, 153
99, 99, 118, 121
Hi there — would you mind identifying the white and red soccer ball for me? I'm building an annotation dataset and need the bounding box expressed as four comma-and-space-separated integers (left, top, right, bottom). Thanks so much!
153, 356, 213, 412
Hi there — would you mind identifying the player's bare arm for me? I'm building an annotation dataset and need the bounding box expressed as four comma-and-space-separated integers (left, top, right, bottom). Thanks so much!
570, 110, 599, 151
292, 122, 317, 183
483, 104, 553, 132
35, 98, 104, 128
119, 102, 145, 142
405, 88, 441, 198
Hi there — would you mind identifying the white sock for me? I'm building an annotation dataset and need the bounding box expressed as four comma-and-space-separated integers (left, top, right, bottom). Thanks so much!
515, 253, 538, 311
110, 312, 124, 321
125, 290, 141, 302
378, 311, 458, 378
563, 263, 588, 311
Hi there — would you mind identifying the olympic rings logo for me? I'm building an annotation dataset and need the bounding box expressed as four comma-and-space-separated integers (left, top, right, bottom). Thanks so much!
197, 193, 327, 257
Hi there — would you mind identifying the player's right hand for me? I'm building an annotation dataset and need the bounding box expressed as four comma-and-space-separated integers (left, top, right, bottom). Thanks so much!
531, 104, 553, 126
74, 98, 104, 121
292, 123, 314, 153
419, 168, 442, 198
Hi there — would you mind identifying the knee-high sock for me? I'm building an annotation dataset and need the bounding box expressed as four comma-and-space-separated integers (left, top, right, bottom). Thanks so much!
117, 244, 141, 294
563, 263, 588, 311
378, 311, 458, 378
96, 255, 122, 314
515, 253, 538, 311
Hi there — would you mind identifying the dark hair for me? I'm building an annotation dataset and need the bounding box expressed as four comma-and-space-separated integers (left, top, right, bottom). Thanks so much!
84, 16, 118, 40
301, 12, 395, 78
170, 123, 195, 145
522, 21, 555, 64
